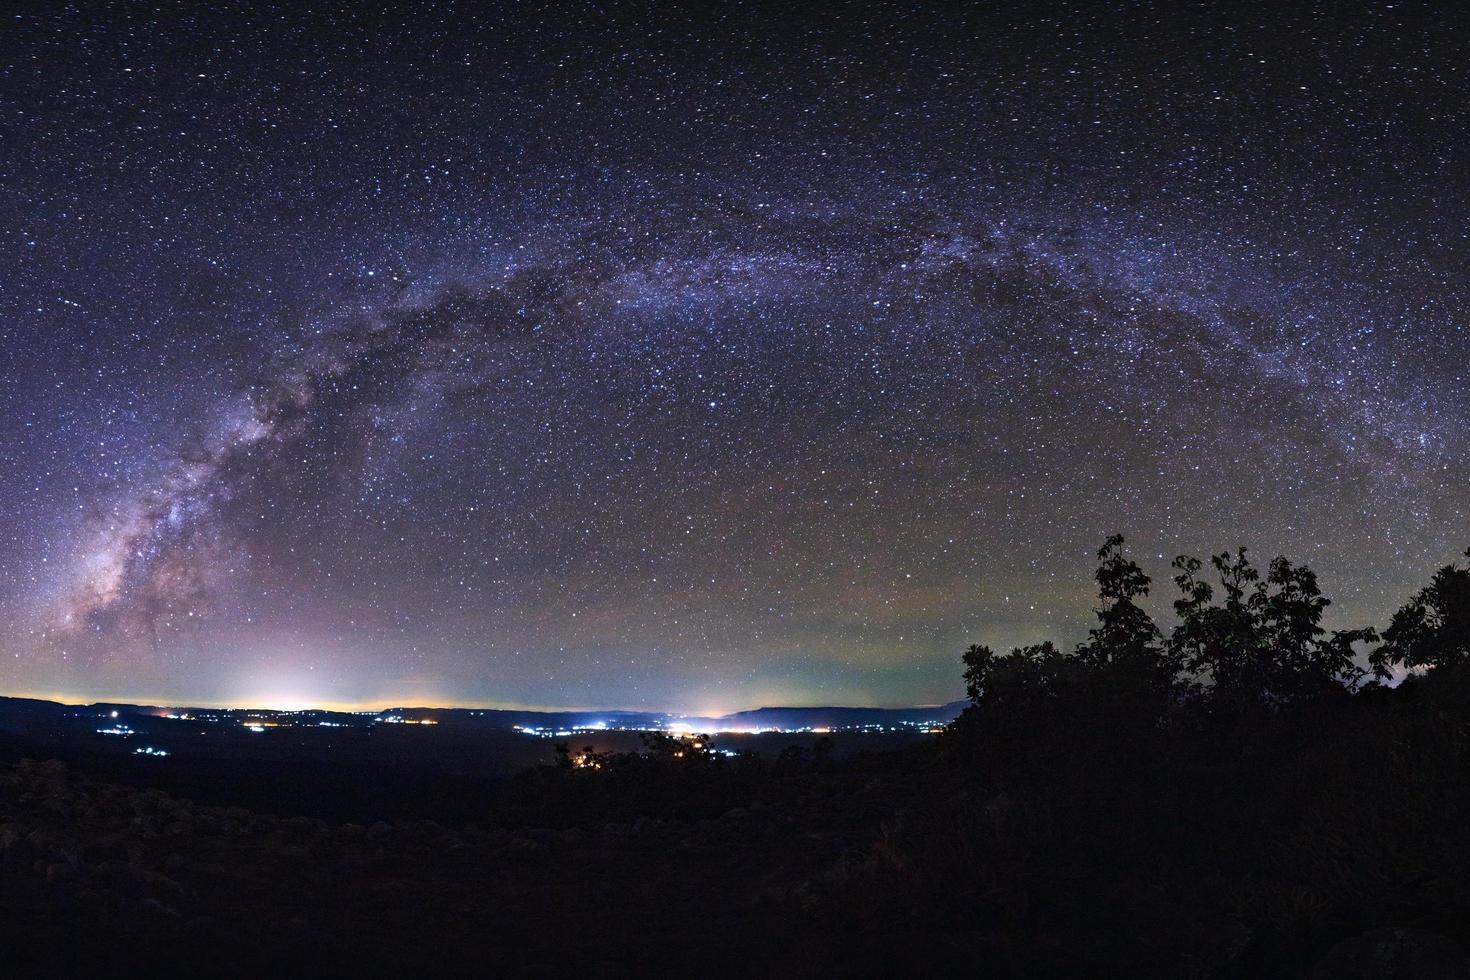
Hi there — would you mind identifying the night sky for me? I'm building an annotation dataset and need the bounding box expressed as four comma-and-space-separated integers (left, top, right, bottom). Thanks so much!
3, 3, 1467, 711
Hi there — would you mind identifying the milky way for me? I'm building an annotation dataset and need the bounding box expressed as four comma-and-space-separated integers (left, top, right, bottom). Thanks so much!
2, 3, 1467, 709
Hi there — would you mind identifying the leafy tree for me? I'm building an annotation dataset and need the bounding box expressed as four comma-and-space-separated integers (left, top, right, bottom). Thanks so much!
962, 643, 996, 707
955, 641, 1072, 749
1170, 548, 1262, 699
1075, 534, 1183, 694
963, 538, 1172, 733
1170, 548, 1368, 703
963, 641, 1067, 712
1370, 550, 1470, 679
1257, 556, 1371, 697
990, 642, 1068, 708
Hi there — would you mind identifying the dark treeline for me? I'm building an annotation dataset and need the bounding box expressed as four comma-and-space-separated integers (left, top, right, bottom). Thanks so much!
841, 536, 1470, 978
959, 534, 1466, 720
500, 535, 1470, 976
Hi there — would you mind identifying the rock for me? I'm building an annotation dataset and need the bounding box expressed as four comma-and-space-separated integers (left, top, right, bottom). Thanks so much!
1308, 929, 1470, 980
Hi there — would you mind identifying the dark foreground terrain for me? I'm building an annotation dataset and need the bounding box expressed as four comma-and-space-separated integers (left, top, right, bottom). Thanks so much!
0, 701, 950, 977
4, 673, 1470, 979
6, 541, 1470, 978
0, 750, 937, 977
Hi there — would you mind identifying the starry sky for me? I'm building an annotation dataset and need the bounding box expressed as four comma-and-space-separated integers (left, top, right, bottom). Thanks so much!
2, 2, 1467, 711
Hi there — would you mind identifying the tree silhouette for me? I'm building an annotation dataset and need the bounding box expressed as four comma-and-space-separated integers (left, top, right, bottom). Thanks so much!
1075, 534, 1185, 699
961, 643, 996, 706
1168, 548, 1368, 704
963, 538, 1171, 727
994, 642, 1067, 706
1370, 550, 1470, 679
956, 640, 1071, 747
963, 642, 1068, 710
1256, 556, 1371, 698
1075, 535, 1161, 668
1170, 548, 1262, 700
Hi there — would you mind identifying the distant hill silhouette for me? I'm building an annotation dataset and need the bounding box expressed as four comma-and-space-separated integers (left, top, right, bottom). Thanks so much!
0, 696, 966, 735
677, 702, 967, 731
